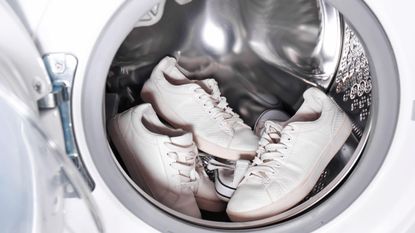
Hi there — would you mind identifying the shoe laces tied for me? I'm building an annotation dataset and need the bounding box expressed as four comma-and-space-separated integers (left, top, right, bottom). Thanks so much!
204, 79, 247, 127
193, 80, 247, 132
164, 142, 199, 190
246, 121, 295, 179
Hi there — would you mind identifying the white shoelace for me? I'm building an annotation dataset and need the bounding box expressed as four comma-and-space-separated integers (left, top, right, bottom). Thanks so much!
204, 78, 245, 125
192, 79, 247, 132
195, 155, 210, 179
164, 142, 199, 190
245, 121, 295, 179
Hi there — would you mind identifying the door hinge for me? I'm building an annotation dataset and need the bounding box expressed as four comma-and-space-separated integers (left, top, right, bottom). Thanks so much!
39, 53, 95, 191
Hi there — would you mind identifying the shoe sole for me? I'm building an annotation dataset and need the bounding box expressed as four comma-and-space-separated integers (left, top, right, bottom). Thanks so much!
141, 83, 256, 161
196, 136, 256, 161
227, 113, 353, 222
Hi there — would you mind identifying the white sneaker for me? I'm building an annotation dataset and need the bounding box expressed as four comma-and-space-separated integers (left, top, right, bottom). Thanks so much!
227, 87, 353, 221
108, 103, 201, 218
141, 56, 258, 160
194, 154, 226, 212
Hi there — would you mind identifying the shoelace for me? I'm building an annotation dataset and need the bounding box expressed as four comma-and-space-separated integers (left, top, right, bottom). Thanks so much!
205, 78, 243, 123
207, 158, 250, 187
203, 79, 246, 127
195, 155, 210, 179
245, 121, 295, 180
193, 87, 235, 132
164, 142, 199, 190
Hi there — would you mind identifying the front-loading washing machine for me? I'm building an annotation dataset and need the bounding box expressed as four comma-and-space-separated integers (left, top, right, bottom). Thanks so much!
1, 0, 415, 232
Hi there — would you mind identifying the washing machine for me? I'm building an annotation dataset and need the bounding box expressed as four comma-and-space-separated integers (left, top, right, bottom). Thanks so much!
1, 0, 415, 232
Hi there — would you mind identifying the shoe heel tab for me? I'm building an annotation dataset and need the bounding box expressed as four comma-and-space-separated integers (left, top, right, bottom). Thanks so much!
300, 87, 331, 114
303, 87, 326, 100
156, 56, 177, 71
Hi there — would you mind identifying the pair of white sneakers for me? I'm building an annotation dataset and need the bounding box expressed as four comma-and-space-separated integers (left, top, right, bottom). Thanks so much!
110, 56, 352, 221
109, 57, 259, 218
225, 87, 353, 221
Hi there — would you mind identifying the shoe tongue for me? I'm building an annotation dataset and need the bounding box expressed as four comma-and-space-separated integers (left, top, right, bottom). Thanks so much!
170, 133, 193, 146
264, 121, 283, 133
194, 79, 215, 95
200, 78, 216, 87
200, 79, 220, 96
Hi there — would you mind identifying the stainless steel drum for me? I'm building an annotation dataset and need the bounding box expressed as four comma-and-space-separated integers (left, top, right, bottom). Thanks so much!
104, 0, 372, 224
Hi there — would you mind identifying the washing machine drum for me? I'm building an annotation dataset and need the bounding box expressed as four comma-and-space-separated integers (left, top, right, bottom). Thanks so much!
81, 0, 400, 232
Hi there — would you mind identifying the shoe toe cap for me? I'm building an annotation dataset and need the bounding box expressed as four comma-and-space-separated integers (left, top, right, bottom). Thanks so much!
195, 177, 226, 212
197, 178, 221, 202
163, 191, 201, 218
226, 183, 272, 221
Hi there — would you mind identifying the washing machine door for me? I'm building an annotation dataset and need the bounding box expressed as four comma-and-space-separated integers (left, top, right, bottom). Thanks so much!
0, 2, 103, 233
